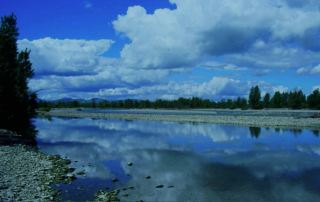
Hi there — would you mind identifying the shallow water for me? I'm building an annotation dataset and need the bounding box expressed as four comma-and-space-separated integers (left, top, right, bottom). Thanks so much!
35, 117, 320, 202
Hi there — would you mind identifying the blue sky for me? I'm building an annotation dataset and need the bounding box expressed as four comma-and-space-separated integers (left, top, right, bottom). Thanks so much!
1, 0, 320, 100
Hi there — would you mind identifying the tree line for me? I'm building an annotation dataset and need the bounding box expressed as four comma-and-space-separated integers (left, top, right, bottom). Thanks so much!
248, 86, 320, 110
39, 86, 320, 110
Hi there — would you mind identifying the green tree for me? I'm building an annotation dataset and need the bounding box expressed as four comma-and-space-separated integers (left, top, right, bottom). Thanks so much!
226, 99, 235, 109
307, 89, 320, 109
0, 14, 37, 135
263, 93, 270, 108
72, 100, 80, 108
288, 90, 306, 109
271, 91, 282, 108
249, 86, 262, 109
235, 97, 248, 110
280, 92, 289, 108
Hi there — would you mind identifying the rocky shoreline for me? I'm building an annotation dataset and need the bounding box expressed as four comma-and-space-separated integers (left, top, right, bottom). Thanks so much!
43, 109, 320, 130
0, 130, 74, 201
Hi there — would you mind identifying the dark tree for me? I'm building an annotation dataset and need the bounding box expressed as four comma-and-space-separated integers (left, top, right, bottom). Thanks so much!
72, 100, 80, 108
307, 89, 320, 109
263, 93, 270, 108
249, 86, 262, 109
226, 99, 235, 109
288, 90, 306, 109
280, 92, 289, 108
235, 97, 248, 109
91, 99, 97, 108
0, 14, 37, 135
271, 91, 282, 108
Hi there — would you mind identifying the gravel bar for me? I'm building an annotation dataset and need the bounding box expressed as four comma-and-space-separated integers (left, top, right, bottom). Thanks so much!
0, 130, 75, 201
44, 109, 320, 130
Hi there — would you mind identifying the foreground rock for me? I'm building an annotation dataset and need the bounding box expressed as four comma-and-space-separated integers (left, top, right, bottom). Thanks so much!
0, 143, 73, 201
95, 190, 120, 202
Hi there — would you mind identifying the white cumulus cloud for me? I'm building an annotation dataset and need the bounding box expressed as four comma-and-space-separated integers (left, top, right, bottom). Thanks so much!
18, 38, 114, 76
18, 0, 319, 100
113, 0, 320, 70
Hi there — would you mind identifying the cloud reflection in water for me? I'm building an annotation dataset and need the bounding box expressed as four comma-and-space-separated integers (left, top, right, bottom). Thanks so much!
35, 117, 320, 201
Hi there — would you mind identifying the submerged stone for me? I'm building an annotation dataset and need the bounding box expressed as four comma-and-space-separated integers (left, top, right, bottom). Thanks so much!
68, 167, 75, 172
76, 170, 86, 176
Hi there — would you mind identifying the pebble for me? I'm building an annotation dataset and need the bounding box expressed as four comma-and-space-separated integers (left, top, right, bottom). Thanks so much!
0, 139, 75, 202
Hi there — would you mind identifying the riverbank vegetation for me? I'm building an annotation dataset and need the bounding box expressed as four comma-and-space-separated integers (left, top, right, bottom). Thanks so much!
39, 86, 320, 110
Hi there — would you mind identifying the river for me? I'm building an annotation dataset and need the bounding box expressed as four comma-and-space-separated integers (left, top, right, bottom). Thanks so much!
35, 117, 320, 202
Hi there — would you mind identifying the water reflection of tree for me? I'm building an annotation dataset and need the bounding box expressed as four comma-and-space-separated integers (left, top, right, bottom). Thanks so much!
290, 129, 302, 136
249, 127, 261, 138
274, 128, 303, 136
312, 130, 320, 137
272, 128, 320, 138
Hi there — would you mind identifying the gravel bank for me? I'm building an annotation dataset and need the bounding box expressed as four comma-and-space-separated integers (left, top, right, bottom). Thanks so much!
44, 109, 320, 130
0, 131, 74, 201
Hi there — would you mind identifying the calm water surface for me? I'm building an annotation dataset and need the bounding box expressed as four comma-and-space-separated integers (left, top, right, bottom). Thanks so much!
35, 117, 320, 202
